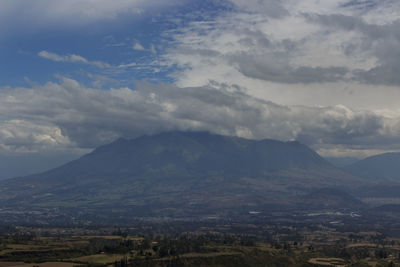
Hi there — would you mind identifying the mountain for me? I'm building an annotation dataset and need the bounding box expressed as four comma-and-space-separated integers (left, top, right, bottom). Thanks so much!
324, 156, 360, 168
344, 152, 400, 181
0, 131, 365, 223
299, 188, 364, 210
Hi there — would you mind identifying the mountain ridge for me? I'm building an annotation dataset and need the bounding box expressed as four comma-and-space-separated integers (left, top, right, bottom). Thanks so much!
344, 152, 400, 181
0, 131, 367, 221
11, 131, 334, 183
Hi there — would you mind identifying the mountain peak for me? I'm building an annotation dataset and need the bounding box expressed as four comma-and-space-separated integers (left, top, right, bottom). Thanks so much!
0, 131, 363, 221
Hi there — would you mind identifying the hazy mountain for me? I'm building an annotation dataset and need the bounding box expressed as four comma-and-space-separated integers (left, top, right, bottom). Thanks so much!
0, 131, 365, 220
324, 156, 360, 168
299, 188, 364, 210
344, 152, 400, 181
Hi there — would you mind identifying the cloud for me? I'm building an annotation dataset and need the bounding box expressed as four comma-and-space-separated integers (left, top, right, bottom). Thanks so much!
0, 120, 72, 153
160, 0, 400, 116
118, 62, 137, 68
233, 53, 349, 84
133, 42, 145, 51
150, 44, 157, 55
38, 51, 110, 68
230, 0, 289, 18
0, 0, 180, 33
0, 78, 399, 156
2, 0, 400, 158
163, 5, 361, 88
308, 13, 400, 86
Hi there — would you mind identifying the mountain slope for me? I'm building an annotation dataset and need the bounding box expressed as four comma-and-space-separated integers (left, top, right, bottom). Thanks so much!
344, 152, 400, 181
299, 188, 364, 209
6, 131, 338, 186
0, 131, 364, 220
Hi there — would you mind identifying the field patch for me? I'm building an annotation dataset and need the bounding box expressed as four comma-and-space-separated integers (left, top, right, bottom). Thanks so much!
308, 257, 346, 266
71, 253, 127, 264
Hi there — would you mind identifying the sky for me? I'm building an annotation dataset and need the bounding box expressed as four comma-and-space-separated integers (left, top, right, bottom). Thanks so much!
1, 0, 400, 178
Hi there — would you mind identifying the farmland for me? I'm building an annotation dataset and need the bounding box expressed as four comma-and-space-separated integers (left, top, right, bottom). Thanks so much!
1, 222, 400, 266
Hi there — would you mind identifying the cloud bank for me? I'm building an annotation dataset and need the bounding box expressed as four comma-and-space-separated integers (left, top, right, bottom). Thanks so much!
1, 78, 399, 157
163, 0, 400, 110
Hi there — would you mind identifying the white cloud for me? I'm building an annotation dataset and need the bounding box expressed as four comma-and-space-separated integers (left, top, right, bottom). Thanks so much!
38, 51, 110, 68
37, 51, 64, 62
133, 42, 145, 51
118, 62, 137, 68
0, 0, 178, 29
150, 44, 157, 55
0, 78, 399, 156
161, 0, 400, 111
0, 120, 72, 153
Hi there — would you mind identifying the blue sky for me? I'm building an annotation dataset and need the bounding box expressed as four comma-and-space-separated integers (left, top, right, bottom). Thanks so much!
1, 0, 400, 178
0, 0, 231, 88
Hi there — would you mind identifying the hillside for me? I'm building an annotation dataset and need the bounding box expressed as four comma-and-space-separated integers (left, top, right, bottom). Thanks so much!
344, 152, 400, 181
